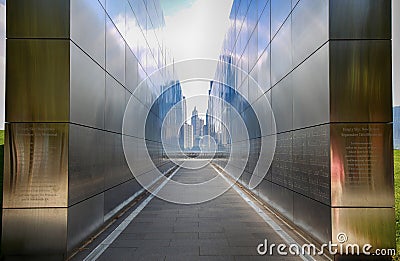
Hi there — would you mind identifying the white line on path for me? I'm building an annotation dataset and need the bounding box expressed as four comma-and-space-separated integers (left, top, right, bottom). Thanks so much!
211, 164, 316, 261
83, 167, 181, 261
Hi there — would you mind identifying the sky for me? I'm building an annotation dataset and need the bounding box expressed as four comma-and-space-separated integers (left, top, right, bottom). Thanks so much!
160, 0, 233, 119
0, 1, 399, 129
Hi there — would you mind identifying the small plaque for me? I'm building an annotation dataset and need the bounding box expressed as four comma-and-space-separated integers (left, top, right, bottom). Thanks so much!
4, 123, 69, 208
330, 124, 394, 207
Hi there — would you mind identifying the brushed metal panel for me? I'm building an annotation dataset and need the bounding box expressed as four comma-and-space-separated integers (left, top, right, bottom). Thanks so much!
105, 74, 127, 133
104, 132, 131, 189
67, 193, 105, 254
130, 0, 147, 30
257, 0, 270, 55
271, 74, 293, 133
2, 208, 67, 257
292, 43, 329, 129
68, 124, 105, 206
247, 0, 258, 41
126, 47, 139, 93
106, 0, 126, 38
250, 45, 271, 94
329, 0, 391, 40
269, 182, 294, 221
332, 208, 395, 250
6, 39, 70, 122
293, 193, 331, 244
330, 123, 394, 207
271, 0, 291, 38
329, 40, 392, 123
292, 125, 330, 204
256, 179, 273, 202
292, 0, 328, 67
271, 18, 292, 86
7, 0, 69, 39
70, 43, 105, 129
123, 95, 147, 138
3, 123, 69, 208
71, 0, 106, 67
104, 178, 141, 215
272, 132, 292, 189
106, 15, 126, 85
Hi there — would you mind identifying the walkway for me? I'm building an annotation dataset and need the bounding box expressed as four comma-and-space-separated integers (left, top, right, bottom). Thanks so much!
77, 161, 313, 261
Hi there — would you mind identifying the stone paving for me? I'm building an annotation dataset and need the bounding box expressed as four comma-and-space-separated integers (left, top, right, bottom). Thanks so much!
96, 163, 304, 261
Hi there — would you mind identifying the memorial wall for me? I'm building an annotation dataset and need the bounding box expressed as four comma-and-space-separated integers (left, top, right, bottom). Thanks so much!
211, 0, 395, 252
3, 0, 176, 258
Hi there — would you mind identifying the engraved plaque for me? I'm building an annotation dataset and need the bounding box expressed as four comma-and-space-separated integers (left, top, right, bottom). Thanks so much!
330, 124, 394, 207
4, 123, 69, 208
293, 125, 330, 204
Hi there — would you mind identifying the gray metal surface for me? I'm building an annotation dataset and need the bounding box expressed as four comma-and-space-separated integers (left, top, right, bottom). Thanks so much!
6, 0, 69, 38
4, 0, 171, 259
271, 74, 293, 133
271, 17, 292, 86
2, 208, 68, 257
105, 74, 127, 133
292, 125, 330, 204
71, 0, 106, 67
104, 131, 131, 189
67, 193, 105, 253
70, 43, 106, 129
292, 0, 328, 67
293, 193, 331, 243
329, 40, 392, 123
6, 39, 70, 122
271, 0, 291, 38
125, 48, 139, 93
68, 124, 105, 206
329, 0, 391, 40
106, 15, 126, 85
292, 43, 329, 129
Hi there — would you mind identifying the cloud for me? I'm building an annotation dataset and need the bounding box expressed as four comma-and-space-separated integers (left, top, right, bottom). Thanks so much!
162, 0, 233, 114
163, 0, 233, 63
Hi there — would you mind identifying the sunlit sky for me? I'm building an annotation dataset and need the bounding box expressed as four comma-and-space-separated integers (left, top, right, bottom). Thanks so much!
0, 1, 399, 129
161, 0, 233, 119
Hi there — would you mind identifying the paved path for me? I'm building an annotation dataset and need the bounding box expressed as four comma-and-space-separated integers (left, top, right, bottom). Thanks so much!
96, 161, 304, 261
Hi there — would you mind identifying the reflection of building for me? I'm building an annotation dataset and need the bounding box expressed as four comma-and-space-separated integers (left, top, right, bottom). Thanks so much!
394, 106, 400, 149
160, 81, 183, 149
191, 107, 201, 149
209, 0, 394, 253
184, 123, 193, 150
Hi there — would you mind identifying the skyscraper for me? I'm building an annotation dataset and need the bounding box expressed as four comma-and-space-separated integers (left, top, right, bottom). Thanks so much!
184, 123, 193, 150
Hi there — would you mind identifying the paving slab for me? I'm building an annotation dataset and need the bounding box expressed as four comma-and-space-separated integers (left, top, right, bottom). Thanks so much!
98, 162, 305, 260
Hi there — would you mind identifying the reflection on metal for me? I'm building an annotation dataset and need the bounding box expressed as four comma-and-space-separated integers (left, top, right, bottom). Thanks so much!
7, 0, 70, 38
329, 0, 391, 40
4, 0, 175, 259
330, 124, 394, 207
213, 0, 395, 255
329, 40, 392, 123
3, 123, 69, 208
6, 39, 70, 122
2, 208, 68, 257
332, 208, 395, 251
